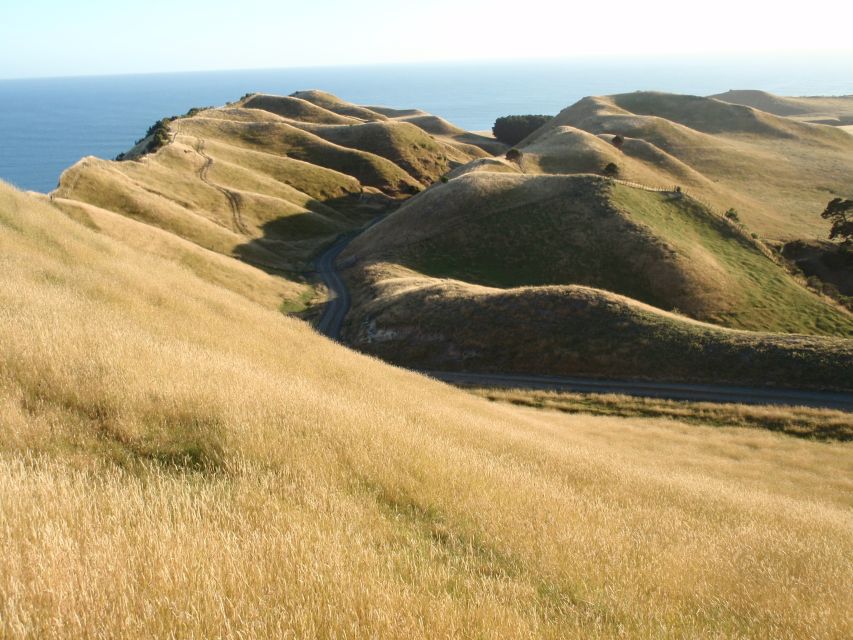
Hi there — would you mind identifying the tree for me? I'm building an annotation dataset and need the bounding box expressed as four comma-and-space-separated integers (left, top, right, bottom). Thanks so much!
492, 115, 552, 145
611, 135, 624, 149
603, 162, 620, 177
821, 198, 853, 246
725, 208, 740, 223
505, 148, 523, 163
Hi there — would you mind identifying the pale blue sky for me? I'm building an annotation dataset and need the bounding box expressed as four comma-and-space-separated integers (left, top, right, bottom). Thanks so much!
2, 0, 852, 79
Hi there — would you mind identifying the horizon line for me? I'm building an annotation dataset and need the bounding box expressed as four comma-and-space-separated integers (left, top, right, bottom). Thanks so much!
2, 50, 852, 83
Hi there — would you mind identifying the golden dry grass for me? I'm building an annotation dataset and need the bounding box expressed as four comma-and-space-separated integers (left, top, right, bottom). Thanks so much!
2, 181, 852, 638
711, 90, 853, 124
528, 92, 853, 239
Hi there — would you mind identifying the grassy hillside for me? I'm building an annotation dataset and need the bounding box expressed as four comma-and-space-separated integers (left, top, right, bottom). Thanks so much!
2, 181, 852, 638
711, 90, 853, 125
524, 92, 853, 240
52, 92, 489, 285
291, 89, 390, 121
284, 120, 465, 183
341, 262, 852, 389
241, 93, 361, 124
348, 173, 853, 336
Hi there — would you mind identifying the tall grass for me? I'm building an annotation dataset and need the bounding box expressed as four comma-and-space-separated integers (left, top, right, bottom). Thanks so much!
1, 183, 851, 638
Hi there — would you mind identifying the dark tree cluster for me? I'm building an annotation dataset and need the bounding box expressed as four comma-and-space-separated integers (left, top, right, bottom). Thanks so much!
492, 115, 552, 145
821, 198, 853, 246
505, 148, 523, 163
602, 162, 620, 177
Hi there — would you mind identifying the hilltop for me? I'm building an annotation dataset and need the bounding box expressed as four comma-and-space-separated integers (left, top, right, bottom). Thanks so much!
347, 173, 851, 335
517, 91, 853, 239
711, 89, 853, 125
52, 91, 499, 299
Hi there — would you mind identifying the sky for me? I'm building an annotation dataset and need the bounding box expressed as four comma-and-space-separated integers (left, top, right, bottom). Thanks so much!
2, 0, 852, 79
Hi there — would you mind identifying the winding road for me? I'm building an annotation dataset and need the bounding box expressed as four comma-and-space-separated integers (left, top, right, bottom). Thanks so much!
315, 233, 356, 340
315, 226, 853, 411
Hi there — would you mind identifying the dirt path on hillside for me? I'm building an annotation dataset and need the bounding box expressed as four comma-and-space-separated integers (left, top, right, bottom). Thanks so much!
196, 139, 250, 235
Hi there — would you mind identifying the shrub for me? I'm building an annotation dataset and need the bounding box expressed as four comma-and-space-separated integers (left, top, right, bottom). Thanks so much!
603, 162, 620, 177
725, 208, 740, 223
611, 135, 624, 149
505, 148, 523, 163
184, 106, 212, 118
492, 115, 552, 145
440, 175, 449, 183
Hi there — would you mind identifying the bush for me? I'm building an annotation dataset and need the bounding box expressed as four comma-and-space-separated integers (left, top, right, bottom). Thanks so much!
725, 208, 740, 223
603, 162, 620, 177
184, 106, 212, 118
492, 115, 552, 145
611, 135, 624, 149
505, 148, 523, 163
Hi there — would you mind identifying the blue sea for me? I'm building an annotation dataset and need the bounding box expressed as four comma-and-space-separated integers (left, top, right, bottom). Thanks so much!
1, 55, 852, 193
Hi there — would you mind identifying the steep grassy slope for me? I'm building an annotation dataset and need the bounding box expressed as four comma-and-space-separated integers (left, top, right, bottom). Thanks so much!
2, 181, 852, 639
341, 262, 852, 389
52, 93, 488, 284
522, 92, 853, 239
348, 173, 853, 335
711, 90, 853, 125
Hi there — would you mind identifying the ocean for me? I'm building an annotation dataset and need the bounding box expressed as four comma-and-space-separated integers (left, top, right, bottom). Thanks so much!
1, 55, 852, 193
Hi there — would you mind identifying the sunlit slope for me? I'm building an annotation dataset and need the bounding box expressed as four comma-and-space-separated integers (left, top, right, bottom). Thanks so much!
711, 90, 853, 125
2, 181, 852, 639
289, 91, 507, 155
241, 93, 361, 124
348, 173, 853, 335
50, 195, 302, 309
284, 120, 479, 183
522, 92, 853, 239
54, 94, 490, 279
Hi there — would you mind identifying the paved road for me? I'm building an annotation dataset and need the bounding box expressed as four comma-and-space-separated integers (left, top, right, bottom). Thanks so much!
315, 233, 355, 340
314, 222, 853, 411
422, 371, 853, 411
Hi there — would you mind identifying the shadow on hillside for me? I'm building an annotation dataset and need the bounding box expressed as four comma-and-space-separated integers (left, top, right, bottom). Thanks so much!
231, 191, 400, 304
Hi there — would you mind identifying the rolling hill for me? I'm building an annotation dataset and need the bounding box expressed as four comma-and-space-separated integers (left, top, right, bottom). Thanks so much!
340, 167, 852, 386
2, 177, 852, 638
519, 92, 853, 239
347, 172, 852, 334
40, 89, 853, 393
711, 89, 853, 125
52, 92, 492, 290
